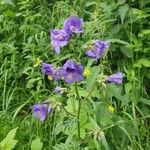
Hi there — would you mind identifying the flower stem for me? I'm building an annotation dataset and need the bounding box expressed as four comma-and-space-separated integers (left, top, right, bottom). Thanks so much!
75, 83, 81, 145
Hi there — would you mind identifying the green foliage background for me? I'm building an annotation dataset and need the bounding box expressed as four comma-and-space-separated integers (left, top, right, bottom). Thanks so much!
0, 0, 150, 149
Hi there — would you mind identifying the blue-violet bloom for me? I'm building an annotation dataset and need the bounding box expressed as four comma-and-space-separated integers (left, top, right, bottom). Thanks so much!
86, 40, 109, 60
32, 103, 52, 121
107, 72, 123, 84
58, 59, 84, 84
51, 29, 70, 54
41, 62, 55, 79
64, 16, 83, 34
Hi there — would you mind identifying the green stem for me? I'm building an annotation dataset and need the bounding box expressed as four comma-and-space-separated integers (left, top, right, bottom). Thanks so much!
75, 83, 81, 145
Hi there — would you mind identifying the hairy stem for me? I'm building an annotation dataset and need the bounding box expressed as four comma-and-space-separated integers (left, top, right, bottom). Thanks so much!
75, 83, 81, 145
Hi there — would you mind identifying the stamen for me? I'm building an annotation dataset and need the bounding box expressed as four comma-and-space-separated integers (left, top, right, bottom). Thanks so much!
70, 26, 76, 31
67, 74, 72, 80
48, 75, 53, 80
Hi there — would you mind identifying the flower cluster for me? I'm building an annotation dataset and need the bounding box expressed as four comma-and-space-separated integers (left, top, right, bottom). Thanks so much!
32, 16, 124, 121
41, 59, 84, 84
51, 16, 83, 54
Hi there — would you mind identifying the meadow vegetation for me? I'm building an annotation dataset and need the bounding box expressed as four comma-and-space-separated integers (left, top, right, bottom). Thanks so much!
0, 0, 150, 149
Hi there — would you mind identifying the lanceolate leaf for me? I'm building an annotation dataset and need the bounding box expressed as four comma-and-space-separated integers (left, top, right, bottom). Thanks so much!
118, 4, 129, 23
0, 128, 18, 150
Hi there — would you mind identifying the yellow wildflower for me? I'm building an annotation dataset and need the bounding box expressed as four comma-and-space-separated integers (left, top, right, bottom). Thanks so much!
34, 58, 42, 67
108, 105, 115, 113
84, 68, 92, 77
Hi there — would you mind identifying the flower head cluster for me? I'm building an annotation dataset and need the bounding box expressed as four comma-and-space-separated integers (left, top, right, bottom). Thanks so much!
51, 16, 83, 54
41, 59, 84, 84
32, 16, 124, 122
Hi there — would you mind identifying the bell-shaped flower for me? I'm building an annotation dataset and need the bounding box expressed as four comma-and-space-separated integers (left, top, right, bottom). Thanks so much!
107, 72, 123, 84
51, 29, 70, 54
64, 16, 83, 34
57, 59, 84, 84
32, 101, 52, 121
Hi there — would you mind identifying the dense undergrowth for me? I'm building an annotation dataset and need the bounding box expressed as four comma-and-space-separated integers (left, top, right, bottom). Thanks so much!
0, 0, 150, 150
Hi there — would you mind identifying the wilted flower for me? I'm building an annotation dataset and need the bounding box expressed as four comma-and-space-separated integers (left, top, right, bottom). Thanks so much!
57, 59, 84, 84
32, 102, 52, 121
107, 72, 123, 84
108, 105, 115, 113
54, 86, 61, 94
64, 16, 83, 34
93, 130, 105, 142
51, 29, 70, 54
85, 40, 109, 60
54, 86, 67, 94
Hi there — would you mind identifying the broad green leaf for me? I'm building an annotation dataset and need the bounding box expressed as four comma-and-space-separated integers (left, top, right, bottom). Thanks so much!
125, 82, 132, 94
86, 66, 100, 91
120, 46, 133, 58
65, 98, 78, 114
31, 137, 43, 150
138, 58, 150, 67
110, 39, 129, 45
53, 143, 71, 150
118, 4, 129, 23
0, 128, 18, 150
138, 29, 150, 37
140, 98, 150, 106
85, 2, 97, 7
1, 0, 14, 6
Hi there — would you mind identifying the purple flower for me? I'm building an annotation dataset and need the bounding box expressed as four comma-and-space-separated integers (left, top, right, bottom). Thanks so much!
64, 16, 83, 34
85, 40, 109, 60
107, 72, 123, 84
58, 59, 84, 84
41, 62, 65, 81
51, 29, 70, 54
41, 62, 55, 79
32, 103, 52, 121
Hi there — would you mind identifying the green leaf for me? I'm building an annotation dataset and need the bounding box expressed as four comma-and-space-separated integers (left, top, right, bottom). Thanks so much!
65, 98, 78, 114
140, 98, 150, 106
120, 46, 133, 58
86, 66, 100, 91
138, 29, 150, 37
110, 39, 129, 45
118, 4, 129, 23
31, 137, 43, 150
1, 0, 14, 6
138, 58, 150, 67
0, 128, 18, 150
125, 82, 132, 94
85, 2, 97, 7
